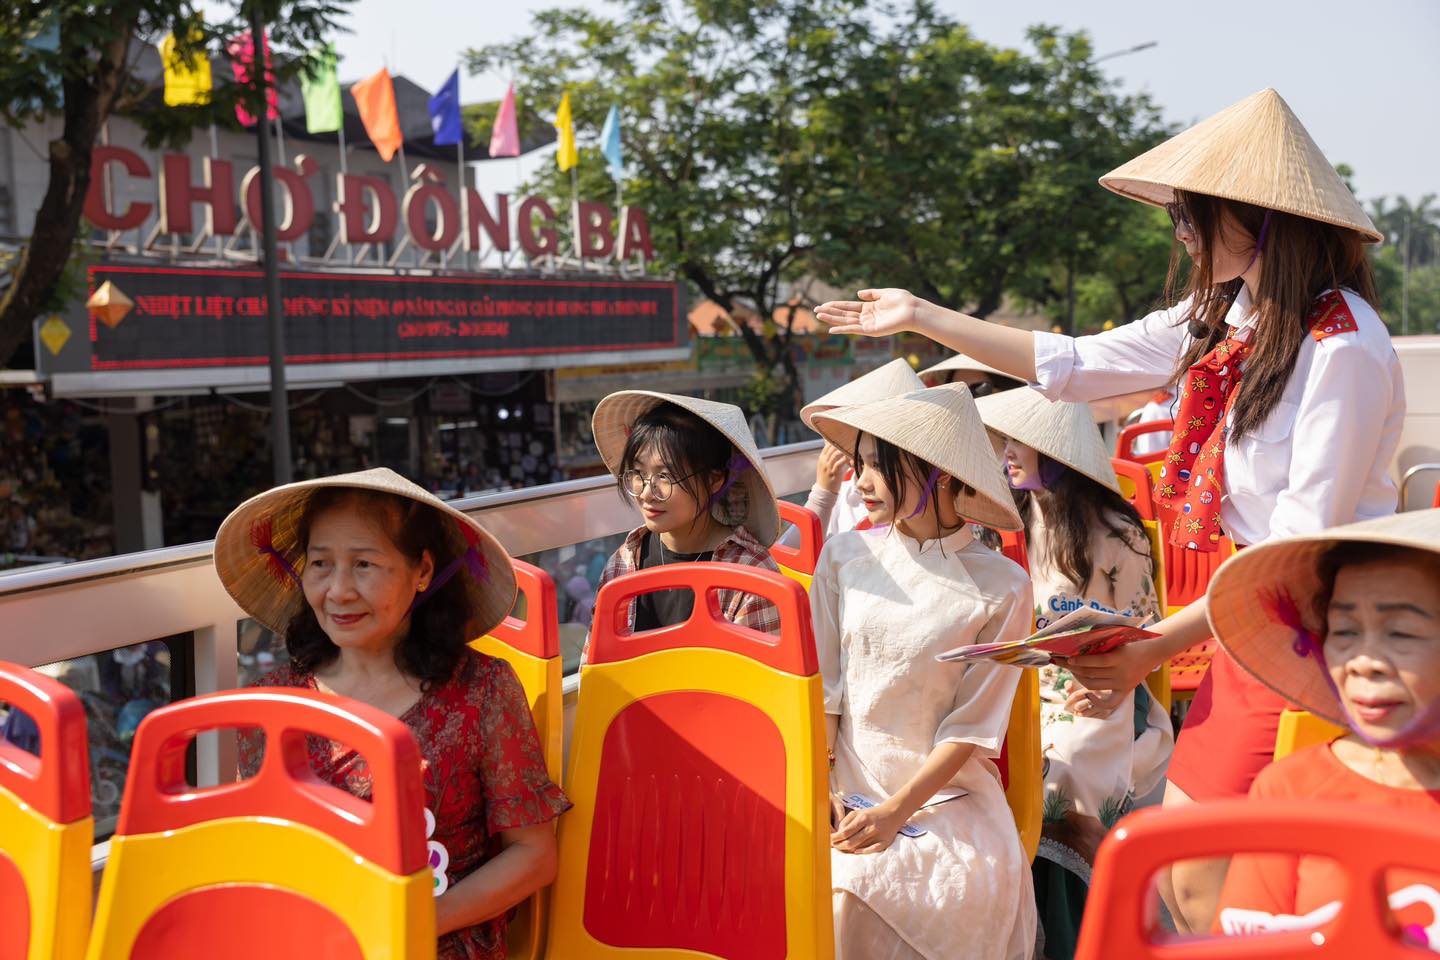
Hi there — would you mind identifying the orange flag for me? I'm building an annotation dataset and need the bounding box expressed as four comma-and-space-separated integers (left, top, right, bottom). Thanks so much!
351, 67, 403, 162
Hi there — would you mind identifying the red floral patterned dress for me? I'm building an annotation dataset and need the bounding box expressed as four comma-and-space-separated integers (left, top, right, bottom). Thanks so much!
238, 649, 571, 960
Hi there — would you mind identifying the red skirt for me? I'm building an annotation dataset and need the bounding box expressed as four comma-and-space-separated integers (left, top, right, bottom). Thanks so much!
1166, 644, 1288, 800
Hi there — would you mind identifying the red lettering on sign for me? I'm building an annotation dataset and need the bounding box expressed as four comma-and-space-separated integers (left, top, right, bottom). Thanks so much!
620, 206, 654, 261
466, 190, 510, 253
84, 146, 153, 230
337, 173, 399, 244
242, 155, 318, 242
160, 155, 238, 236
576, 201, 616, 259
517, 196, 558, 258
404, 178, 460, 253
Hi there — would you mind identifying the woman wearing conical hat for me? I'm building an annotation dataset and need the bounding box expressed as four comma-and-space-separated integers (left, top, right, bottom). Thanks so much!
978, 388, 1172, 958
918, 352, 1025, 395
796, 358, 925, 538
818, 88, 1405, 931
810, 384, 1037, 960
585, 391, 782, 649
215, 469, 570, 958
1205, 510, 1440, 943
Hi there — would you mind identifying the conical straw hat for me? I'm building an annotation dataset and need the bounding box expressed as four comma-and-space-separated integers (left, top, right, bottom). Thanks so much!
800, 358, 924, 429
976, 388, 1120, 495
1207, 509, 1440, 727
591, 391, 781, 546
214, 468, 517, 640
811, 384, 1022, 531
1100, 88, 1382, 243
918, 353, 1025, 388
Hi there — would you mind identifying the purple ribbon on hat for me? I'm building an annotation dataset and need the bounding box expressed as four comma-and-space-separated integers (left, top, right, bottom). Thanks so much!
905, 467, 943, 520
251, 519, 302, 587
1243, 210, 1273, 270
706, 453, 753, 509
407, 523, 491, 616
1261, 586, 1440, 749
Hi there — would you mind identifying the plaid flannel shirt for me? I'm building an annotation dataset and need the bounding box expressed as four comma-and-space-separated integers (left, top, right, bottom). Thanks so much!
583, 524, 782, 663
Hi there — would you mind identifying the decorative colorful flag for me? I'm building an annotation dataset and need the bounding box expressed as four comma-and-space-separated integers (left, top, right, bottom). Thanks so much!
300, 43, 342, 134
600, 104, 623, 179
351, 67, 404, 162
429, 67, 463, 146
160, 30, 213, 106
489, 83, 521, 158
225, 29, 278, 126
555, 92, 577, 172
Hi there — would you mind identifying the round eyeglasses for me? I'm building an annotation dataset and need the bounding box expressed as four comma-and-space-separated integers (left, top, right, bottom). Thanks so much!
621, 470, 694, 502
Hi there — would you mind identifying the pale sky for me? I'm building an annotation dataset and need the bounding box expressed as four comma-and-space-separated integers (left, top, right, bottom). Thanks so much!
317, 0, 1439, 204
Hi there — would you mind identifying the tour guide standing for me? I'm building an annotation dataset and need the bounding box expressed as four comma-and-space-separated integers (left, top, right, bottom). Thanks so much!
817, 87, 1405, 933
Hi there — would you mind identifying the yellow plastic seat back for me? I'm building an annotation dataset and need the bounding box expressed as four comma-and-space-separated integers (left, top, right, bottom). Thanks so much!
550, 561, 832, 959
0, 661, 93, 960
1140, 521, 1172, 711
86, 688, 434, 960
1273, 709, 1347, 761
1002, 669, 1042, 862
469, 558, 561, 960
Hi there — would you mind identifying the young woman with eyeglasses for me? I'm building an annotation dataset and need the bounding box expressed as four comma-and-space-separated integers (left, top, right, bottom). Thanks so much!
583, 391, 783, 647
817, 88, 1405, 933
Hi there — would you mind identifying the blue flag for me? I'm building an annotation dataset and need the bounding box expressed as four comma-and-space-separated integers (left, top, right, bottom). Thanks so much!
429, 68, 463, 146
600, 104, 624, 180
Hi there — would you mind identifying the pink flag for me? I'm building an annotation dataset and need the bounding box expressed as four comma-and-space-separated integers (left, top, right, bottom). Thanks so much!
489, 83, 521, 158
226, 29, 279, 126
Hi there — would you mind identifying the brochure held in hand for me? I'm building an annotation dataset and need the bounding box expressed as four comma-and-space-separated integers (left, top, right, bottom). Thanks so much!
936, 607, 1159, 667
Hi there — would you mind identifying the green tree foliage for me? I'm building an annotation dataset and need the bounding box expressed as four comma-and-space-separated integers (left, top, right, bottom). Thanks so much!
0, 0, 350, 366
1369, 193, 1440, 334
808, 16, 1171, 324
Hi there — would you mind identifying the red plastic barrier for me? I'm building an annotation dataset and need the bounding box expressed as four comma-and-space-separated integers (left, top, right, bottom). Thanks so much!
117, 688, 427, 876
1076, 799, 1440, 959
588, 562, 816, 677
771, 501, 824, 576
1115, 419, 1174, 466
0, 660, 91, 825
489, 558, 560, 659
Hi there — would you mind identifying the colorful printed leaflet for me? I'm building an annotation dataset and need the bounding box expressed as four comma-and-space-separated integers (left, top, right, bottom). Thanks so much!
937, 607, 1158, 667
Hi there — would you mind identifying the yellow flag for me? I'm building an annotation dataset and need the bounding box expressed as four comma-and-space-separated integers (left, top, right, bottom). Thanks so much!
555, 92, 578, 172
161, 31, 213, 106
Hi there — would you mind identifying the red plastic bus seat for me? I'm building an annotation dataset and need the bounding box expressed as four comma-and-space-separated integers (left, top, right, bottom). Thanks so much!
1076, 799, 1440, 960
86, 689, 433, 960
1115, 419, 1174, 466
548, 562, 831, 959
0, 660, 92, 960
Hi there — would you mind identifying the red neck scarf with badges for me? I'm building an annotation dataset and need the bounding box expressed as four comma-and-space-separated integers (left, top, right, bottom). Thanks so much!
1154, 290, 1358, 552
1155, 334, 1250, 550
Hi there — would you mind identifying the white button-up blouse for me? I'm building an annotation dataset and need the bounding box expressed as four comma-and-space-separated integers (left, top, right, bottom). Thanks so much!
1032, 287, 1405, 546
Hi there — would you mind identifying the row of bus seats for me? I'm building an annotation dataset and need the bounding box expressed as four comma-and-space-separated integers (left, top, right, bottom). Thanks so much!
0, 493, 1363, 960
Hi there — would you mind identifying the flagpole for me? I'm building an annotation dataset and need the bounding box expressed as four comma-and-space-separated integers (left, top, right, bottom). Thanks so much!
274, 116, 287, 166
570, 166, 579, 269
248, 0, 292, 486
457, 139, 468, 268
336, 121, 352, 264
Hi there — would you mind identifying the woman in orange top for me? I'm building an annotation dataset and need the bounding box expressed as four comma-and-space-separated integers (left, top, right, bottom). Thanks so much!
1207, 509, 1440, 948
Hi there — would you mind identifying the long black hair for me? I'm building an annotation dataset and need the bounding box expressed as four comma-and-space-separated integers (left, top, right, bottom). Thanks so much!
852, 432, 976, 531
616, 402, 739, 529
283, 488, 475, 691
1016, 454, 1153, 595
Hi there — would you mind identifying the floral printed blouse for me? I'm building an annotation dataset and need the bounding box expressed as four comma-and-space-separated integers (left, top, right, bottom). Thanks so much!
238, 649, 571, 960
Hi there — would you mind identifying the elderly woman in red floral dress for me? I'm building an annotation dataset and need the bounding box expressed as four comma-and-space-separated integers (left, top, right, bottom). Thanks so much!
216, 468, 569, 960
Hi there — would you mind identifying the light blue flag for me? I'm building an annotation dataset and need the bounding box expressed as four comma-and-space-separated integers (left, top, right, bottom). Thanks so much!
600, 104, 624, 180
429, 68, 463, 146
